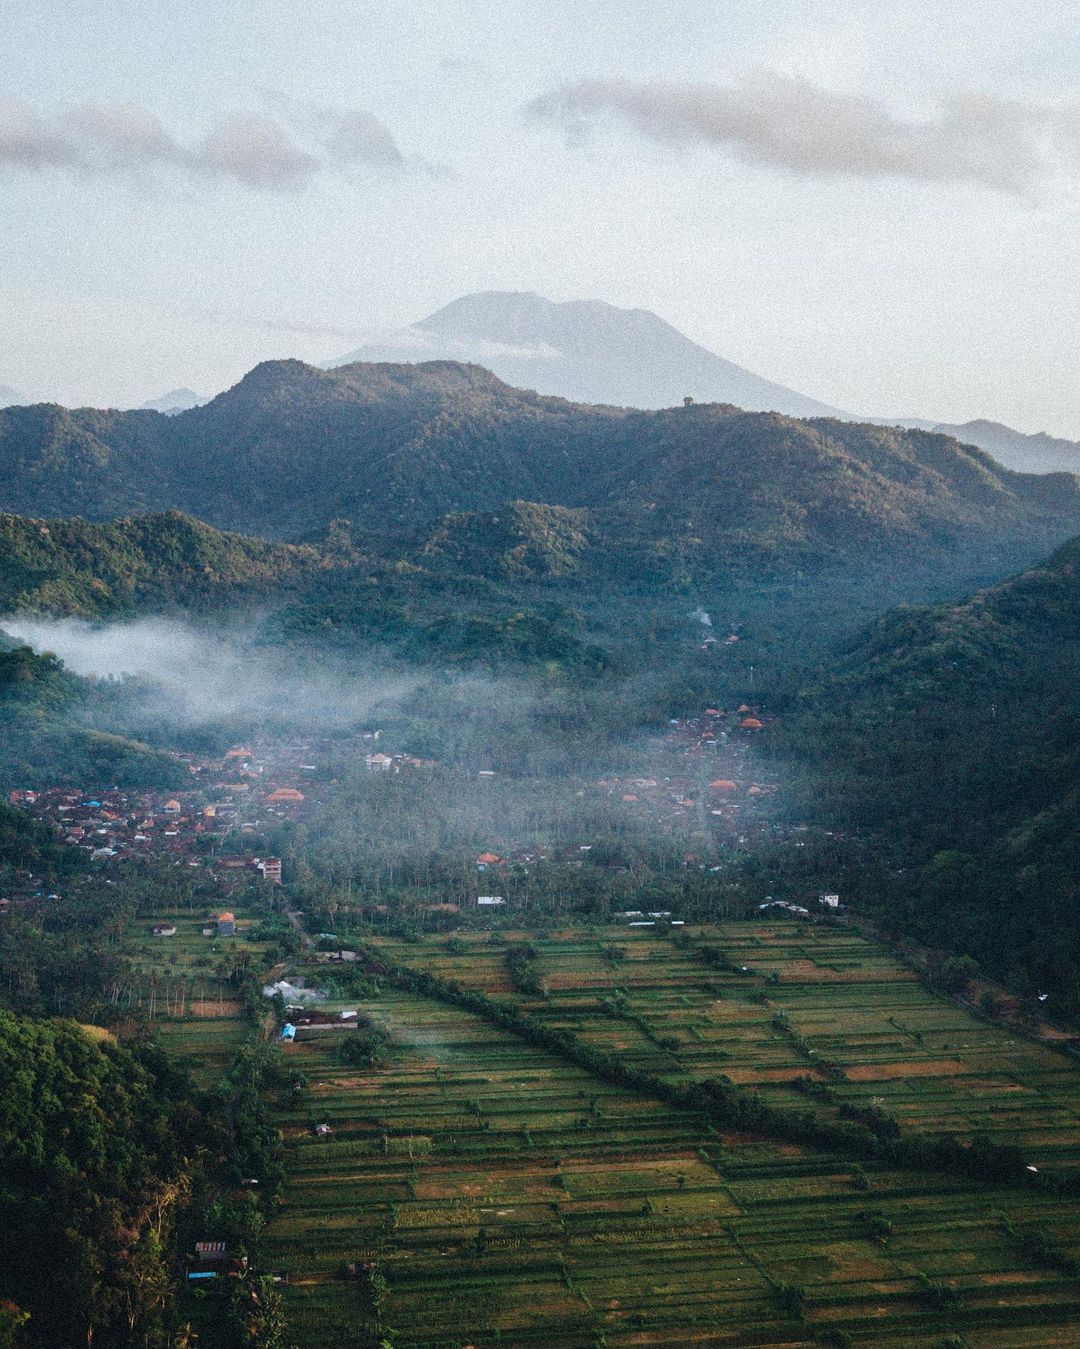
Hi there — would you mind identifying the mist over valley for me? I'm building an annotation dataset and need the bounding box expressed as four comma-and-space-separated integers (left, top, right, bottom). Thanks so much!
5, 6, 1080, 1345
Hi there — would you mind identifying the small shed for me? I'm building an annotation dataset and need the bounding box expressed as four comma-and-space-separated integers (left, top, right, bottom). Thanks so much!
281, 1023, 296, 1041
216, 911, 236, 936
152, 923, 177, 937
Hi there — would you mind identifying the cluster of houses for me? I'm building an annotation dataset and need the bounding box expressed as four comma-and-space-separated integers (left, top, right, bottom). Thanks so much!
11, 785, 286, 886
10, 786, 212, 862
616, 909, 685, 927
755, 894, 845, 920
7, 736, 330, 866
363, 749, 436, 773
665, 706, 771, 744
580, 707, 779, 845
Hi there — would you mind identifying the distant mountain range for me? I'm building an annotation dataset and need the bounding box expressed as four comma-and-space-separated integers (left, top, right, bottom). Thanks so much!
12, 290, 1080, 474
1, 358, 1079, 595
335, 291, 1080, 473
137, 387, 207, 415
906, 419, 1080, 475
331, 290, 845, 420
2, 384, 209, 414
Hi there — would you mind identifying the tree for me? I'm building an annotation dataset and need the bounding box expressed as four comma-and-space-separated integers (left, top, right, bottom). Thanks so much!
940, 955, 980, 995
230, 1275, 292, 1349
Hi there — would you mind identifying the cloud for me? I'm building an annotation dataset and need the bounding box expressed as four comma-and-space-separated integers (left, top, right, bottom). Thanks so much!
525, 71, 1077, 193
326, 324, 566, 367
197, 114, 320, 191
0, 97, 413, 193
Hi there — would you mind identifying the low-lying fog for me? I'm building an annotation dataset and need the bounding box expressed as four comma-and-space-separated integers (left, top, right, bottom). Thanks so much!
1, 614, 422, 728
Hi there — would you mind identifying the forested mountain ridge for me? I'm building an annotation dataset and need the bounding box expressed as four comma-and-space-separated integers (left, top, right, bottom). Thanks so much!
2, 359, 1080, 585
0, 509, 325, 616
776, 535, 1080, 1005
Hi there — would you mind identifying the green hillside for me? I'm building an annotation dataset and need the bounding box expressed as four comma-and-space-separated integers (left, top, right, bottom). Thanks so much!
777, 536, 1080, 1007
0, 509, 324, 616
420, 499, 593, 579
0, 1011, 194, 1348
0, 643, 190, 789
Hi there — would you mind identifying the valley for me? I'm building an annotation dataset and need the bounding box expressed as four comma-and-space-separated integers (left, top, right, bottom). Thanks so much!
1, 359, 1078, 1349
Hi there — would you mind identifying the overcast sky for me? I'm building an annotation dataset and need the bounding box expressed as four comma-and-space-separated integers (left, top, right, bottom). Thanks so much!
3, 1, 1080, 434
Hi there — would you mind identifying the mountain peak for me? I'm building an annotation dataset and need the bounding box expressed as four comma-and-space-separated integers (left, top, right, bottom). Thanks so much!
330, 290, 845, 418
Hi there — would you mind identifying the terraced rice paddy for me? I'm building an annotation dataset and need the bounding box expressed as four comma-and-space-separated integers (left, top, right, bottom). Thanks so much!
366, 925, 1080, 1165
262, 923, 1080, 1347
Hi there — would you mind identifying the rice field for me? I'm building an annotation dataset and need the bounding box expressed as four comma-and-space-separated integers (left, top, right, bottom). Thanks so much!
259, 923, 1080, 1347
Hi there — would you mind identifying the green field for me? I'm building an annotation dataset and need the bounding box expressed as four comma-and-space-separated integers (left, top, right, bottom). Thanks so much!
372, 925, 1080, 1164
257, 924, 1080, 1347
124, 904, 276, 1084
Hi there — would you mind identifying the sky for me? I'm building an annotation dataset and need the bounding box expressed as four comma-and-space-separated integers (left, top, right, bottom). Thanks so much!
3, 0, 1080, 434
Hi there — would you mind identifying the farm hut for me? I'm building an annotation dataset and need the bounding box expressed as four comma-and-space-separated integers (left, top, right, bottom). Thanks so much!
740, 717, 764, 730
477, 896, 505, 906
152, 923, 177, 937
216, 911, 236, 936
314, 1122, 333, 1136
280, 1023, 296, 1041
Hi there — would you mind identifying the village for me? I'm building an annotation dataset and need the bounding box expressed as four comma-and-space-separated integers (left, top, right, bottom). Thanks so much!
586, 704, 786, 847
5, 729, 438, 877
1, 703, 838, 932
